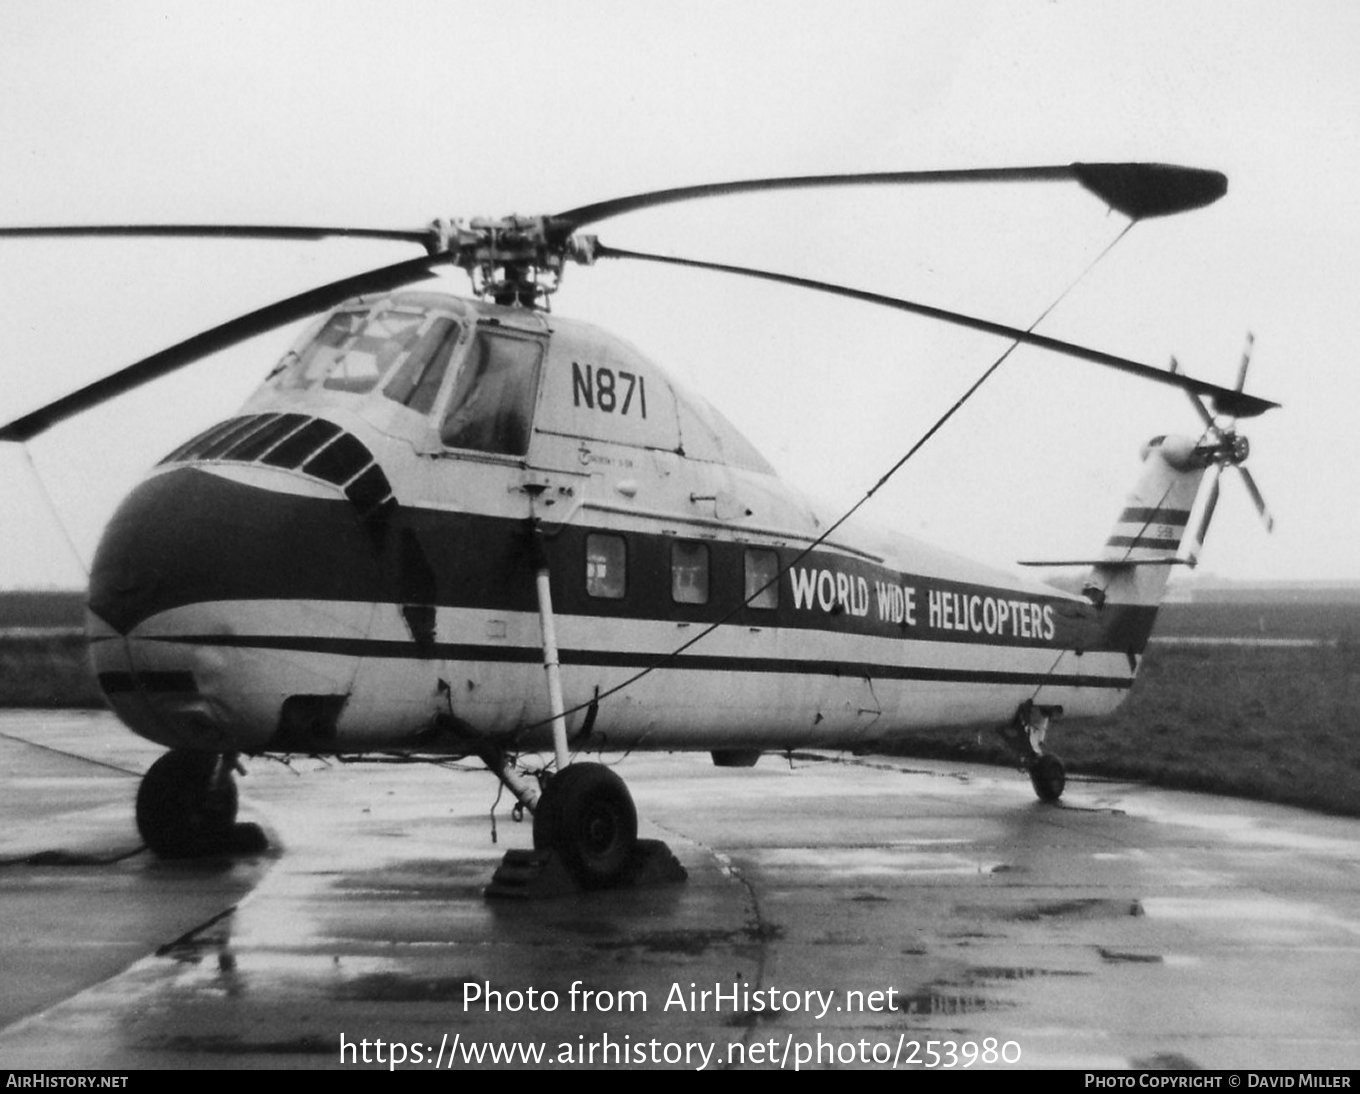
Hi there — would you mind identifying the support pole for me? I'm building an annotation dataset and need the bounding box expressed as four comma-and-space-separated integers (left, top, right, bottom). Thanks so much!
531, 524, 571, 771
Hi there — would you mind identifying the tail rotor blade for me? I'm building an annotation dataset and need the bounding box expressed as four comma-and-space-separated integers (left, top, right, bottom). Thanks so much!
1235, 465, 1275, 533
1235, 332, 1255, 394
1170, 355, 1219, 431
1189, 464, 1223, 562
1187, 392, 1216, 431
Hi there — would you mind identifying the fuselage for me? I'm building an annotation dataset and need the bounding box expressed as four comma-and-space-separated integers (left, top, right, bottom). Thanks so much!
87, 291, 1153, 758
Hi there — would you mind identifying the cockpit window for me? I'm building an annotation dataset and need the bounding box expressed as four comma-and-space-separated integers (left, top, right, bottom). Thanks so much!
276, 307, 427, 394
439, 332, 543, 456
382, 317, 461, 414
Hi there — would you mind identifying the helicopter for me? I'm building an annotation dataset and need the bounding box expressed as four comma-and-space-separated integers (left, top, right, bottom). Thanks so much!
0, 164, 1277, 891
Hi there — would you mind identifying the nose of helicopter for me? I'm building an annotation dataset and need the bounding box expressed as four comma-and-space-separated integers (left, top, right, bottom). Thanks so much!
89, 463, 311, 635
87, 461, 388, 751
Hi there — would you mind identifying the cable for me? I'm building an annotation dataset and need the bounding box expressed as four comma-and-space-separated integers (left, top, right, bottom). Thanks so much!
20, 444, 90, 578
521, 220, 1139, 748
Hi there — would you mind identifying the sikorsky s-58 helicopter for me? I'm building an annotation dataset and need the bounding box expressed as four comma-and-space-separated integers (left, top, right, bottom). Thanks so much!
0, 165, 1277, 890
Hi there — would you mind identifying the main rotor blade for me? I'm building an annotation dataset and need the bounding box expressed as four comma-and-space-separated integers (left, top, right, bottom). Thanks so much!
0, 252, 446, 443
596, 244, 1278, 418
0, 224, 433, 246
554, 162, 1227, 231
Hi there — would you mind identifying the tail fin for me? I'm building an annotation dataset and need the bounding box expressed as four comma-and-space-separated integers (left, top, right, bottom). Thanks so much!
1085, 433, 1207, 612
1063, 433, 1218, 673
1021, 427, 1270, 657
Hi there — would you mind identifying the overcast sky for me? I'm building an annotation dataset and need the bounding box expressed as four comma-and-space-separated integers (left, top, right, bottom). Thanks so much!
2, 1, 1357, 589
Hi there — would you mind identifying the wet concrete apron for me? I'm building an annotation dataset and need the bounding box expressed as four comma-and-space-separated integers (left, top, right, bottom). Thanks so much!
1, 712, 1357, 1070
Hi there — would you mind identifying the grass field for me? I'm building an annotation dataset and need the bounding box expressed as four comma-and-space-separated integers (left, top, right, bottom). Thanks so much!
1155, 599, 1360, 641
2, 592, 1357, 816
888, 640, 1360, 818
0, 590, 86, 630
0, 630, 103, 708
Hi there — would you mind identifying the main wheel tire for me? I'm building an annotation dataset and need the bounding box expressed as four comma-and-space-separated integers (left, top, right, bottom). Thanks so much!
136, 751, 239, 858
532, 763, 637, 888
1028, 753, 1066, 804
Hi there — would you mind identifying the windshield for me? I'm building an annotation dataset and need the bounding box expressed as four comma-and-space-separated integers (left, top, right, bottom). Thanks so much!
275, 306, 428, 394
382, 317, 461, 414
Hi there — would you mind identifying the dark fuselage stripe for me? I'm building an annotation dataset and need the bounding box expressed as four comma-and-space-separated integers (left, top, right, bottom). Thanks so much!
90, 466, 1161, 656
156, 633, 1132, 690
1118, 507, 1191, 525
1105, 535, 1181, 551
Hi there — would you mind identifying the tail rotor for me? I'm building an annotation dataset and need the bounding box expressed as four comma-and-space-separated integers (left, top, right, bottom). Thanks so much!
1173, 333, 1275, 564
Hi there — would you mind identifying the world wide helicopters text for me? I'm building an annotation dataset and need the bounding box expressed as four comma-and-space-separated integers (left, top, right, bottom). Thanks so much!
789, 567, 1058, 642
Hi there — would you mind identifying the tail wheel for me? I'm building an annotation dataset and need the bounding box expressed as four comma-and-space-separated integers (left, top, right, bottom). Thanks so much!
1028, 753, 1066, 804
533, 763, 637, 888
136, 750, 239, 857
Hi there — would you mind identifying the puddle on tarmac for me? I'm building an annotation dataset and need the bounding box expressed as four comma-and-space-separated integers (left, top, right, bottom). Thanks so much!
563, 926, 760, 956
334, 972, 479, 1002
896, 983, 1014, 1017
141, 1034, 332, 1057
1098, 947, 1163, 964
1009, 897, 1144, 922
1131, 1051, 1203, 1070
1124, 801, 1360, 857
1141, 897, 1360, 938
332, 857, 498, 897
754, 847, 1003, 878
964, 965, 1089, 982
892, 964, 1085, 1018
625, 929, 743, 956
553, 918, 623, 938
725, 1007, 782, 1028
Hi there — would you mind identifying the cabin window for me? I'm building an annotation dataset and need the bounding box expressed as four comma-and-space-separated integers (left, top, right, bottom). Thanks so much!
279, 307, 427, 394
586, 534, 627, 599
440, 332, 543, 456
671, 541, 710, 605
744, 548, 779, 609
382, 318, 461, 414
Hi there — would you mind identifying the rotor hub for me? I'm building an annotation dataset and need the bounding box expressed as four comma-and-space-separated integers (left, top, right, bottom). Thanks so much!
1198, 429, 1249, 468
424, 217, 597, 308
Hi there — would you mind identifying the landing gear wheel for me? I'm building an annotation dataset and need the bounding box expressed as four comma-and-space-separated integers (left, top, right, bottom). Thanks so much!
532, 763, 637, 888
1028, 753, 1066, 804
136, 750, 239, 858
